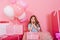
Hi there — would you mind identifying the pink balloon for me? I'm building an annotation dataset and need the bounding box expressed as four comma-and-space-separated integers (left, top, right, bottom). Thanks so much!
21, 1, 27, 7
12, 4, 24, 17
10, 0, 16, 4
17, 0, 28, 9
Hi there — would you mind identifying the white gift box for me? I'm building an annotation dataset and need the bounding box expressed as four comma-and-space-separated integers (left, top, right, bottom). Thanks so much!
7, 24, 23, 35
0, 23, 9, 35
0, 22, 23, 35
13, 24, 23, 35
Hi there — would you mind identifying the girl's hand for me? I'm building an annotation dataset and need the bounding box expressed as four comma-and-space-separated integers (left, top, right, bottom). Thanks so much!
29, 25, 33, 32
32, 24, 37, 29
32, 24, 40, 31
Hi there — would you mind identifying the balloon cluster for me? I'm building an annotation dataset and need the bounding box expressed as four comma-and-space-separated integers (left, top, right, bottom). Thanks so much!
3, 0, 28, 23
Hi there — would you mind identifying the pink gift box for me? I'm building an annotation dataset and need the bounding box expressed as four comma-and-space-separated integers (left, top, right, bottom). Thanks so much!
56, 33, 60, 40
56, 33, 60, 38
26, 32, 40, 40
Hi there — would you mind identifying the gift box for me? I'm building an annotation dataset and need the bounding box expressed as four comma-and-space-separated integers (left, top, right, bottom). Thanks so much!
56, 33, 60, 40
26, 32, 40, 40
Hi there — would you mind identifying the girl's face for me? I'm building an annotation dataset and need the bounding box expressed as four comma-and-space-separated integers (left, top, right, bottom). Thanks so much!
31, 17, 35, 24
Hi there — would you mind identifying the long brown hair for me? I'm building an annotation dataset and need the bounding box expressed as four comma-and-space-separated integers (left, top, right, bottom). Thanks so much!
29, 15, 40, 27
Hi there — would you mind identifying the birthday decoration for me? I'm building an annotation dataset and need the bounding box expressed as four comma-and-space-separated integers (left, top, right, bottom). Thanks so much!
18, 12, 27, 22
9, 0, 16, 4
14, 5, 24, 17
17, 0, 28, 9
20, 0, 27, 8
3, 0, 28, 23
4, 5, 14, 20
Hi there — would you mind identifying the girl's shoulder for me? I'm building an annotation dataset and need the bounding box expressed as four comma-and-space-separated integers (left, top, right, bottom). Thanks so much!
28, 23, 32, 26
28, 23, 32, 28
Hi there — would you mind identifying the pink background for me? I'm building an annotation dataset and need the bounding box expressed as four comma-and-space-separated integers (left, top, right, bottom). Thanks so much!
0, 0, 60, 32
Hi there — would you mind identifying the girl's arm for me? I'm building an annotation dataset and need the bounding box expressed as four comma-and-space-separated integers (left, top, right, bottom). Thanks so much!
28, 24, 32, 32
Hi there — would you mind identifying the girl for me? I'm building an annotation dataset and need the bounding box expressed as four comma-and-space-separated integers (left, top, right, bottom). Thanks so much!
28, 15, 41, 32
